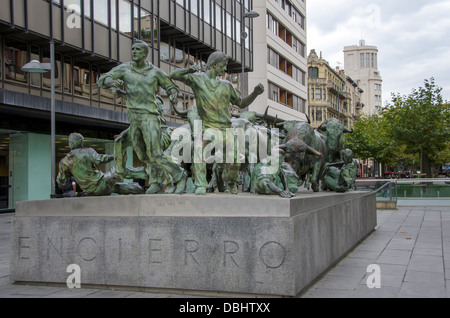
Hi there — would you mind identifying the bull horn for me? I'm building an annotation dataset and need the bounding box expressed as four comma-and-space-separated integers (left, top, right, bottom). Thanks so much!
263, 106, 269, 119
306, 114, 311, 125
306, 145, 322, 157
272, 115, 278, 128
172, 103, 188, 117
344, 128, 353, 133
317, 122, 326, 131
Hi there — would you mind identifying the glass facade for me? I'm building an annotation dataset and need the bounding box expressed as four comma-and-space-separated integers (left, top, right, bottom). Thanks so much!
0, 0, 255, 210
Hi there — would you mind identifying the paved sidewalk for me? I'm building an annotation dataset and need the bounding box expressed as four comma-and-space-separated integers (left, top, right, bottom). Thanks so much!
1, 204, 450, 298
302, 205, 450, 298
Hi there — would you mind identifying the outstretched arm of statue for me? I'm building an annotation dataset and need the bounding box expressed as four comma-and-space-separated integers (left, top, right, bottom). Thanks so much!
239, 83, 265, 109
170, 65, 201, 81
265, 180, 292, 198
280, 170, 296, 198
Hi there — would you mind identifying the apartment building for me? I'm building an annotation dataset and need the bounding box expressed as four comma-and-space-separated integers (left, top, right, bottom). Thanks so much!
308, 49, 364, 129
344, 40, 383, 115
248, 0, 308, 122
0, 0, 256, 211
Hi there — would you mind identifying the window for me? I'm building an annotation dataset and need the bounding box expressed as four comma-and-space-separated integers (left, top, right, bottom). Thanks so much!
30, 46, 41, 88
42, 49, 62, 92
315, 88, 322, 100
94, 0, 109, 26
360, 53, 365, 67
267, 47, 279, 68
226, 12, 232, 38
204, 0, 211, 24
308, 67, 319, 79
316, 110, 323, 122
269, 82, 279, 102
267, 13, 279, 36
119, 0, 131, 34
215, 3, 223, 31
293, 96, 306, 113
292, 37, 305, 57
190, 0, 198, 16
4, 40, 28, 83
73, 60, 91, 98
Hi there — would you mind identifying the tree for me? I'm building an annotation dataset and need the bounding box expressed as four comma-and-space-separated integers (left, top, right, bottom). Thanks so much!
382, 78, 449, 177
344, 114, 396, 176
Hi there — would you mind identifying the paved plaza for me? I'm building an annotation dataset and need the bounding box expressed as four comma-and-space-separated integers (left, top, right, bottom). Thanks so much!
1, 202, 450, 298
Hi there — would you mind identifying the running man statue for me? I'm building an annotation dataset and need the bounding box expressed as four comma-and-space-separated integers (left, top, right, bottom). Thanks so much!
98, 40, 187, 194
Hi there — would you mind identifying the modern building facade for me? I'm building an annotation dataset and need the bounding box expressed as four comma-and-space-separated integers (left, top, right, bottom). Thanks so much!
307, 49, 364, 129
0, 0, 257, 211
344, 40, 382, 116
248, 0, 308, 122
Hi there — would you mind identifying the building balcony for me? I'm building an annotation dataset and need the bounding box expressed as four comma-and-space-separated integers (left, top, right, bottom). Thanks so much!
308, 78, 327, 85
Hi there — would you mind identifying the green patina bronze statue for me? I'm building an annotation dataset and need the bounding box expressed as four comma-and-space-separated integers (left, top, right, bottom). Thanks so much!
56, 46, 359, 199
251, 146, 297, 198
98, 40, 187, 194
56, 133, 146, 196
170, 51, 264, 195
322, 148, 358, 192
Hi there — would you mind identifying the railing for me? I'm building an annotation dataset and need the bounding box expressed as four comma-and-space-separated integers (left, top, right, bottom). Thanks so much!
354, 178, 450, 208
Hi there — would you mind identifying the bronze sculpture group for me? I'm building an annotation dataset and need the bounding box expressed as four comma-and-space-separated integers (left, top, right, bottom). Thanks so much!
56, 41, 358, 198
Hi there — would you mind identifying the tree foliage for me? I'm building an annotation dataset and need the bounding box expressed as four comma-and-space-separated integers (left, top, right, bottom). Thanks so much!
382, 78, 449, 175
344, 114, 394, 164
383, 78, 448, 157
344, 78, 450, 177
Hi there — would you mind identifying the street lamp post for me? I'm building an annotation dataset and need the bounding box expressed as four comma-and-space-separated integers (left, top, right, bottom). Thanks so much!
22, 41, 56, 199
240, 8, 259, 97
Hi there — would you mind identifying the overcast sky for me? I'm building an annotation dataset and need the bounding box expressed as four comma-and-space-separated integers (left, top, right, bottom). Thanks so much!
307, 0, 450, 107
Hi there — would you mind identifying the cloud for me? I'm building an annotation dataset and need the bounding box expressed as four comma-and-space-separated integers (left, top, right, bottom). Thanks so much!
307, 0, 450, 105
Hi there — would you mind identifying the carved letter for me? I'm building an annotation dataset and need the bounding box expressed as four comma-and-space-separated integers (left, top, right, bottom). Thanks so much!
259, 241, 286, 269
47, 237, 63, 261
223, 241, 239, 268
77, 237, 98, 262
184, 240, 200, 266
19, 237, 30, 260
149, 239, 163, 264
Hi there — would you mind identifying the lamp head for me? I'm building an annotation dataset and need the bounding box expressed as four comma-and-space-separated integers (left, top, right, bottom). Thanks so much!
21, 60, 51, 73
243, 11, 260, 19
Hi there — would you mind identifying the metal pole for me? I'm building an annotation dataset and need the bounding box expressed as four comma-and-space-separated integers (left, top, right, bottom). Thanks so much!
241, 4, 245, 97
50, 40, 56, 198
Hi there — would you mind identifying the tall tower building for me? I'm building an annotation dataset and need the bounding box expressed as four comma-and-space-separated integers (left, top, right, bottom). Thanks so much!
344, 40, 383, 115
248, 0, 308, 122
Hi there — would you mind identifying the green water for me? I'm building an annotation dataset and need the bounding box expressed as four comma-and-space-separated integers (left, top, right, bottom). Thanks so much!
395, 183, 450, 198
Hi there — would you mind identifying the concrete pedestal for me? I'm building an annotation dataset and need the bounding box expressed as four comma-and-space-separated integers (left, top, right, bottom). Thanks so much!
10, 191, 376, 296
